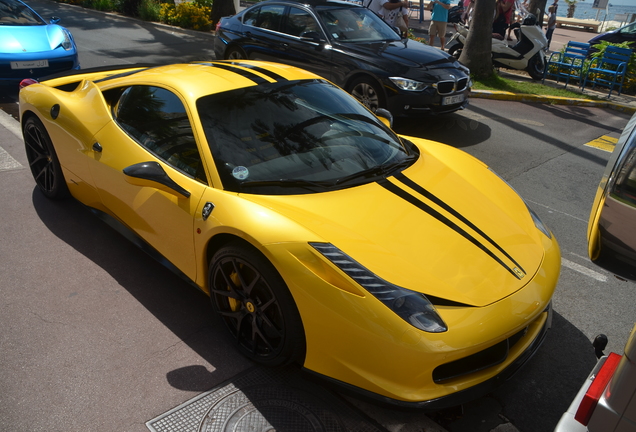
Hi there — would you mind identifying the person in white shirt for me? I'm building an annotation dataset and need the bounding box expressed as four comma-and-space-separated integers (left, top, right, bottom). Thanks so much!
379, 0, 409, 34
365, 0, 409, 18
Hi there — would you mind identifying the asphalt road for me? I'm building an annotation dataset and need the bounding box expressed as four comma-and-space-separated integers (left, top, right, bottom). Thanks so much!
1, 2, 635, 431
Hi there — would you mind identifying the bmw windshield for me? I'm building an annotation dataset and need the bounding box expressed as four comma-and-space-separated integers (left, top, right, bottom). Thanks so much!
316, 5, 401, 43
197, 80, 417, 194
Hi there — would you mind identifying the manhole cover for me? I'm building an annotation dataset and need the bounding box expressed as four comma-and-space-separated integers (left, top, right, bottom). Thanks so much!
147, 366, 387, 432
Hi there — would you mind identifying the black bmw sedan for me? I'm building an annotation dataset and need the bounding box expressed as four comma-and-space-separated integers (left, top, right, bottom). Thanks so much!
214, 0, 471, 116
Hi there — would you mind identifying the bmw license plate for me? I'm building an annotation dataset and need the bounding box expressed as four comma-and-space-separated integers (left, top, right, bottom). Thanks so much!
10, 60, 49, 70
442, 94, 465, 106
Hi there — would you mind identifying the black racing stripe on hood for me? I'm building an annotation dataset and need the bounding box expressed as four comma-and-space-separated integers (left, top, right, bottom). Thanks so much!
206, 62, 269, 85
377, 178, 523, 280
224, 62, 288, 82
395, 173, 525, 274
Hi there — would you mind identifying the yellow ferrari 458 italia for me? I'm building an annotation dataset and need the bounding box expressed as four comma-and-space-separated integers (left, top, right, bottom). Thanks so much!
19, 61, 560, 409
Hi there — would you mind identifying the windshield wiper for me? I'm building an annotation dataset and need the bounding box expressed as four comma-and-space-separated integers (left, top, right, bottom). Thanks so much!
335, 155, 417, 186
238, 178, 335, 192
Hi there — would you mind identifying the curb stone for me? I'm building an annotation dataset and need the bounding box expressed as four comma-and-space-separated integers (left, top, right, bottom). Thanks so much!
470, 89, 636, 114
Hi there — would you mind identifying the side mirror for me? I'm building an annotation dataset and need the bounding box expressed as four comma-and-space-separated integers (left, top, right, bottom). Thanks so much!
123, 161, 191, 198
300, 32, 324, 43
50, 16, 61, 24
375, 108, 393, 129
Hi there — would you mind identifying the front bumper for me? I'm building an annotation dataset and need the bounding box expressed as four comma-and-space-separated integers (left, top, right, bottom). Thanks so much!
305, 301, 553, 410
0, 51, 80, 82
269, 228, 560, 407
383, 80, 471, 116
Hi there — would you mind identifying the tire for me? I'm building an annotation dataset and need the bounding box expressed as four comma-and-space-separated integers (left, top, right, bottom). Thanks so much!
225, 46, 247, 60
526, 52, 545, 81
348, 76, 384, 112
22, 116, 69, 199
209, 241, 305, 366
448, 45, 462, 60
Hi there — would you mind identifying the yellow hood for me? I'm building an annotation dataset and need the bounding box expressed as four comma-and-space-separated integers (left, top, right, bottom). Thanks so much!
243, 141, 545, 307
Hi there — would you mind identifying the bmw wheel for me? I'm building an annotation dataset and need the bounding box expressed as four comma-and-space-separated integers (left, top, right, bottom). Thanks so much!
23, 116, 69, 199
348, 77, 384, 112
209, 241, 305, 366
225, 47, 247, 60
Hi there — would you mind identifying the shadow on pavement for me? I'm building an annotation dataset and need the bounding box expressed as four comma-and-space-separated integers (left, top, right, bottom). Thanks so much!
394, 110, 493, 148
31, 189, 254, 387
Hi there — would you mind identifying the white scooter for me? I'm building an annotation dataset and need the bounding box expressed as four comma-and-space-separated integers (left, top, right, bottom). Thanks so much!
446, 14, 547, 81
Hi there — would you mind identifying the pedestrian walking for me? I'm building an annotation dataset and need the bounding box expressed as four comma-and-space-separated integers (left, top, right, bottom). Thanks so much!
545, 5, 557, 51
428, 0, 451, 50
493, 0, 514, 39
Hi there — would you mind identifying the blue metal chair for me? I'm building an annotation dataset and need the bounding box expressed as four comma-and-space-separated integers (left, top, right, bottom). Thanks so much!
581, 46, 632, 98
542, 41, 590, 89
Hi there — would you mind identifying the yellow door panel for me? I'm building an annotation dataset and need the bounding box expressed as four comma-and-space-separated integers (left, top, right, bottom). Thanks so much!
89, 121, 206, 280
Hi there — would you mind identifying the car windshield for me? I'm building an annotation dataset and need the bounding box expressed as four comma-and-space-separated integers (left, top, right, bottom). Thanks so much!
197, 79, 415, 194
620, 22, 636, 35
0, 0, 45, 26
316, 5, 401, 42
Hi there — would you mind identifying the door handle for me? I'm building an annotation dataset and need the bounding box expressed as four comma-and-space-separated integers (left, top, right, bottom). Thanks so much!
92, 142, 102, 152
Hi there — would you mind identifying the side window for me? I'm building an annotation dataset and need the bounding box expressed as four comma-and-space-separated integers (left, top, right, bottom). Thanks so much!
612, 142, 636, 206
243, 7, 259, 26
253, 4, 285, 31
114, 85, 207, 183
283, 7, 320, 37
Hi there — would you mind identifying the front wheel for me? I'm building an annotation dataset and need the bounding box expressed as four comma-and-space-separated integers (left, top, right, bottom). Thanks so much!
209, 241, 305, 366
526, 52, 545, 81
347, 76, 384, 112
225, 46, 247, 60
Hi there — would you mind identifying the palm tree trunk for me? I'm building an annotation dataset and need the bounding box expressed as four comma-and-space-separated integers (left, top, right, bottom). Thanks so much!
457, 0, 496, 78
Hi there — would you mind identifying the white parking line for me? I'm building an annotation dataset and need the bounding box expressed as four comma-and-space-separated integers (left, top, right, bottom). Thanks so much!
562, 258, 608, 282
0, 146, 21, 171
0, 109, 23, 171
0, 108, 21, 138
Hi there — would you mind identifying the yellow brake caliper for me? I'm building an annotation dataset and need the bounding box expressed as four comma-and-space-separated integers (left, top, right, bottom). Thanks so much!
228, 269, 242, 312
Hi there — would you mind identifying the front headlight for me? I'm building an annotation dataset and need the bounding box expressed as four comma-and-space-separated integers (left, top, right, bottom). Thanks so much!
389, 77, 429, 92
310, 243, 447, 333
527, 206, 552, 239
61, 29, 73, 50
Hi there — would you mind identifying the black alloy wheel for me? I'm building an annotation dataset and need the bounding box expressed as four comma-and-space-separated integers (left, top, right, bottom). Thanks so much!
348, 76, 384, 112
209, 241, 305, 366
23, 116, 69, 199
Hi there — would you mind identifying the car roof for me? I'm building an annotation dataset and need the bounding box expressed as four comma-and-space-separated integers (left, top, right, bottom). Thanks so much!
87, 62, 323, 98
256, 0, 361, 7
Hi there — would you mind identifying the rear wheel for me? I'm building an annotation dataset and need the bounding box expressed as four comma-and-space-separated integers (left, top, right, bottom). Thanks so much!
209, 241, 305, 366
348, 76, 384, 112
225, 46, 247, 60
526, 52, 545, 81
22, 116, 69, 199
448, 45, 463, 60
